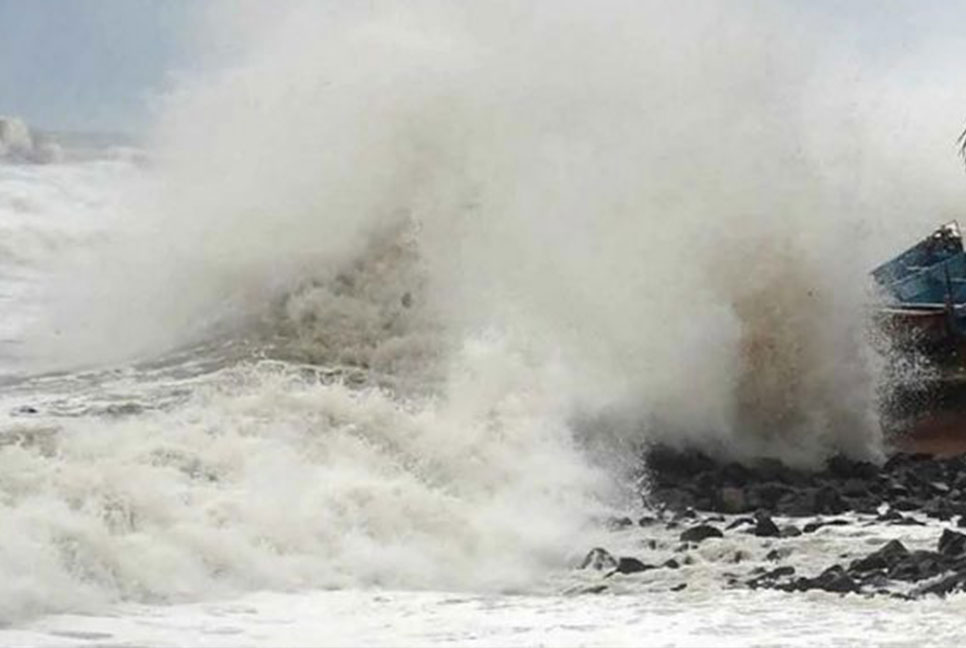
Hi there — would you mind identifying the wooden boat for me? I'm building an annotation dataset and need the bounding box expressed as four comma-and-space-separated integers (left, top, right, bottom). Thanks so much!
873, 222, 966, 454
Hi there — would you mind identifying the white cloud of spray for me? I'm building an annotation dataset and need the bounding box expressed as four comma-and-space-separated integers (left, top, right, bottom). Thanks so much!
27, 1, 966, 463
11, 0, 966, 621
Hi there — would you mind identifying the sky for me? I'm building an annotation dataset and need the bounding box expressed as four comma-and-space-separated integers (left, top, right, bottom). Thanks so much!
0, 0, 206, 132
0, 1, 965, 133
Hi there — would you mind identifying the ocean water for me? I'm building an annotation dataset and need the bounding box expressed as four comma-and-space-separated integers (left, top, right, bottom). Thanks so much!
4, 2, 966, 645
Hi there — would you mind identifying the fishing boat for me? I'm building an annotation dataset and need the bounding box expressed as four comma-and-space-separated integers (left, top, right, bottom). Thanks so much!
873, 222, 966, 453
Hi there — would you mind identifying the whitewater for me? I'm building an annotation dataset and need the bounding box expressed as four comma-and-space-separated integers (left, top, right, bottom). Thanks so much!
4, 2, 966, 645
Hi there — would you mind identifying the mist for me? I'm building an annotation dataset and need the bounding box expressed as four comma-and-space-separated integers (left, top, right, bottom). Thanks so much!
21, 1, 966, 465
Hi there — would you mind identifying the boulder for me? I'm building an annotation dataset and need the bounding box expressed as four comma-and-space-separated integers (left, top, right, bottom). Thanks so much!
615, 557, 655, 574
580, 547, 618, 571
938, 529, 966, 558
753, 513, 781, 538
849, 539, 909, 573
680, 524, 723, 543
811, 565, 860, 594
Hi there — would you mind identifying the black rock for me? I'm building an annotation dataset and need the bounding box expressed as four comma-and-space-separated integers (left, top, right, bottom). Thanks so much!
779, 524, 802, 538
680, 524, 723, 543
812, 565, 860, 594
803, 520, 824, 534
849, 539, 909, 573
663, 558, 680, 569
915, 571, 966, 597
753, 514, 781, 538
580, 547, 618, 571
670, 583, 687, 592
938, 529, 966, 558
615, 557, 656, 574
888, 550, 945, 582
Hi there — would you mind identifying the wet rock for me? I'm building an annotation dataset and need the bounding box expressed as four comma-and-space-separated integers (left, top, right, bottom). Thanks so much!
938, 529, 966, 558
638, 515, 660, 527
580, 547, 618, 571
663, 558, 680, 569
766, 547, 793, 562
615, 557, 656, 575
888, 551, 945, 582
753, 512, 781, 538
680, 524, 723, 543
607, 516, 634, 530
779, 524, 802, 538
670, 583, 687, 592
811, 565, 860, 594
803, 520, 824, 534
849, 539, 909, 573
914, 571, 966, 597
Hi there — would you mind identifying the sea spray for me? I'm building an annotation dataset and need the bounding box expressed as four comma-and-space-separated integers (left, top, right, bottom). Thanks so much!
5, 0, 966, 623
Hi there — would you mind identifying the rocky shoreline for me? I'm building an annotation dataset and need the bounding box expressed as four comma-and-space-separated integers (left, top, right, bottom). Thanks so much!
579, 446, 966, 599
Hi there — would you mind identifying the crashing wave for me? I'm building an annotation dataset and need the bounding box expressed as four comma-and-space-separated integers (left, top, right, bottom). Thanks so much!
0, 116, 62, 164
